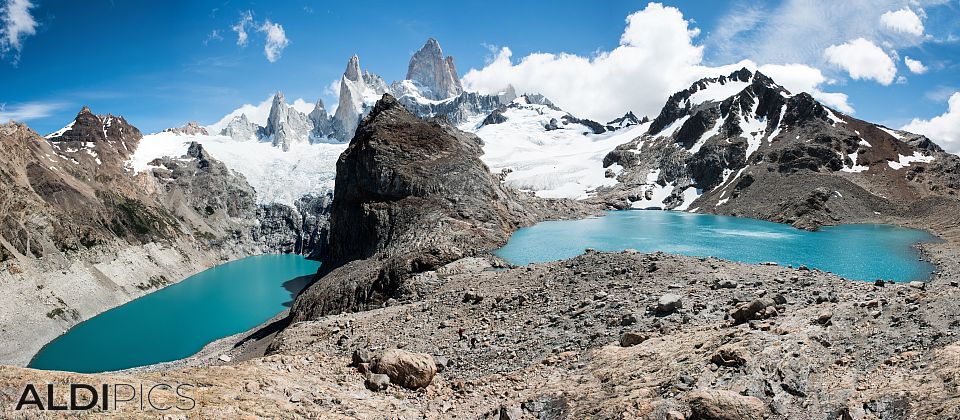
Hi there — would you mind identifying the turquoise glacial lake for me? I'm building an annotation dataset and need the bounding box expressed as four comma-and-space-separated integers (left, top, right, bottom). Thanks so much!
495, 210, 936, 282
29, 254, 320, 373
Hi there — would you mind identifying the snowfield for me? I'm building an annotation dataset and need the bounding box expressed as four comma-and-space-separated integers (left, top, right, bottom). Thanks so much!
130, 133, 347, 206
136, 95, 649, 205
461, 102, 648, 200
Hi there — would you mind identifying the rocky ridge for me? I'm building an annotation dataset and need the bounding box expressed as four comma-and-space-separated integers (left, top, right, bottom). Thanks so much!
600, 68, 960, 230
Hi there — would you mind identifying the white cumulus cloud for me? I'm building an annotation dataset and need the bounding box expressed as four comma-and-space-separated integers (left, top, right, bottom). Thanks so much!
0, 0, 38, 62
232, 11, 252, 47
823, 38, 897, 85
880, 8, 925, 37
464, 3, 707, 121
904, 56, 928, 74
228, 11, 289, 63
258, 20, 289, 63
462, 2, 850, 121
903, 92, 960, 153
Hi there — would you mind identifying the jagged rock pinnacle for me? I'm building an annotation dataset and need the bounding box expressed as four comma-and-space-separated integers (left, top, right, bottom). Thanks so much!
405, 38, 463, 101
345, 55, 362, 82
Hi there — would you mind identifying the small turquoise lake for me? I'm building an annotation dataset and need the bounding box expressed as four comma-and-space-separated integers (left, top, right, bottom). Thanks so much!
29, 254, 320, 373
495, 210, 936, 282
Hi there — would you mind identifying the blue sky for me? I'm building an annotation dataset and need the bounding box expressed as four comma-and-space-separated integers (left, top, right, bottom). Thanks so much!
1, 0, 958, 141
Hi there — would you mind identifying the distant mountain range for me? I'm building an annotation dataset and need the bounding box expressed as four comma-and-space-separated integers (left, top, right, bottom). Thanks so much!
32, 37, 960, 228
199, 38, 640, 151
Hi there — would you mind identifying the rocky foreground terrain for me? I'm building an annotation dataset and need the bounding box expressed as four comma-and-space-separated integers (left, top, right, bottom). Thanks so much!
6, 238, 960, 419
2, 92, 960, 419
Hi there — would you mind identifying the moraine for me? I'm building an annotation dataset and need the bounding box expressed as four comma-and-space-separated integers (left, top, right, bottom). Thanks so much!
28, 254, 320, 373
496, 210, 936, 282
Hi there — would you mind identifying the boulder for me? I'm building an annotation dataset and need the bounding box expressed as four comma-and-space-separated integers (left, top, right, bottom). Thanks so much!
364, 373, 391, 392
434, 355, 450, 373
657, 294, 683, 314
620, 332, 648, 347
372, 349, 438, 389
687, 390, 767, 420
714, 278, 738, 289
351, 348, 372, 366
816, 311, 833, 325
729, 295, 785, 324
463, 290, 485, 304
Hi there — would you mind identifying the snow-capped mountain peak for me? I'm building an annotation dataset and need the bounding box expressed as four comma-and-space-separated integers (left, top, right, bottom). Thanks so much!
602, 67, 951, 215
209, 38, 507, 148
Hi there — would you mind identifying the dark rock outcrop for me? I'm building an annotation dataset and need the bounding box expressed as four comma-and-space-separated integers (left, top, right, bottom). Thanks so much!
606, 111, 645, 130
480, 108, 507, 126
291, 94, 589, 320
561, 114, 606, 134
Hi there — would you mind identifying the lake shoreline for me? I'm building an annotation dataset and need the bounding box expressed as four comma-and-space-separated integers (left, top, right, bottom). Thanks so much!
496, 209, 937, 283
25, 254, 318, 373
0, 239, 256, 368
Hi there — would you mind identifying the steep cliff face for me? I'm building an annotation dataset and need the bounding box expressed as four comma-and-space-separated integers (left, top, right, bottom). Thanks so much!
290, 94, 592, 320
256, 193, 332, 259
332, 55, 384, 140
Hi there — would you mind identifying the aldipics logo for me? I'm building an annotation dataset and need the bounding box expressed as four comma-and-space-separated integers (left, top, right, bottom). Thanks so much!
15, 382, 196, 412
